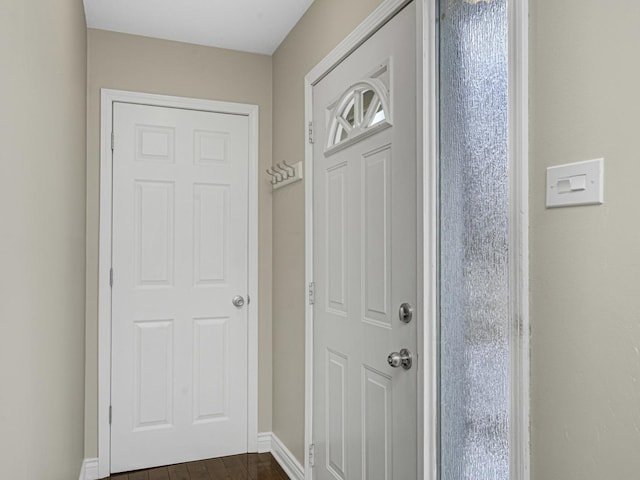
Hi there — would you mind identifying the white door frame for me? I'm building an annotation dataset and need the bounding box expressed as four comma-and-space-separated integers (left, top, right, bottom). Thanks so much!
303, 1, 529, 479
98, 89, 260, 478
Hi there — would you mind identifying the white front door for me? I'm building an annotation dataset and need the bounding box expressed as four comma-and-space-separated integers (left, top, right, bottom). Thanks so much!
111, 102, 250, 473
312, 3, 417, 479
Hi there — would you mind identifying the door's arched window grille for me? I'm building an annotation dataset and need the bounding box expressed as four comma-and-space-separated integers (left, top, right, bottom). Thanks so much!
325, 78, 391, 155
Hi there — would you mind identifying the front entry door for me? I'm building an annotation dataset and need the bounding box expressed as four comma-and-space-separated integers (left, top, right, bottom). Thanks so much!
111, 102, 250, 473
312, 3, 417, 479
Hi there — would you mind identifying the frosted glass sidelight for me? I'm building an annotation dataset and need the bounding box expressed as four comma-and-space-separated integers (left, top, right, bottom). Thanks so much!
438, 0, 510, 479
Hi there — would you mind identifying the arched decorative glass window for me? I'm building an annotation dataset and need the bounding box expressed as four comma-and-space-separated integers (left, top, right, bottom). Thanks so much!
325, 78, 391, 155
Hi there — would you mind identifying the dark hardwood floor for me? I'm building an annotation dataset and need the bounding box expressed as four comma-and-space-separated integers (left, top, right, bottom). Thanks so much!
106, 454, 289, 480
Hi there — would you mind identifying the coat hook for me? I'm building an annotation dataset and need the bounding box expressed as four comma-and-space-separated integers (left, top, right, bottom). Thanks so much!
273, 163, 289, 180
282, 160, 296, 177
268, 161, 303, 190
273, 167, 283, 182
266, 167, 279, 184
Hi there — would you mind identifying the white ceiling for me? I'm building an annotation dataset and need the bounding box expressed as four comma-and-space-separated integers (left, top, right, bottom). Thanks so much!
84, 0, 315, 55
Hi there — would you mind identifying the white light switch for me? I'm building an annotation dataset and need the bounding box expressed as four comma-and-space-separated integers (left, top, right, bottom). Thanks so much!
557, 174, 586, 194
546, 158, 604, 208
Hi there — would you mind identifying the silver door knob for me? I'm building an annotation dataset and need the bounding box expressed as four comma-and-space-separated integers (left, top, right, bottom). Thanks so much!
232, 295, 245, 308
387, 349, 412, 370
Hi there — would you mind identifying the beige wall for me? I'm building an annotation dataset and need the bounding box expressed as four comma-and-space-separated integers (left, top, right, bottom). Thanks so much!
530, 1, 640, 478
85, 29, 273, 456
271, 0, 384, 463
0, 0, 87, 478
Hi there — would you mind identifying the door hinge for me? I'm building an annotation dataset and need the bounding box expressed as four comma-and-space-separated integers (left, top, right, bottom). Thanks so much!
308, 443, 315, 467
111, 131, 114, 151
109, 268, 113, 288
308, 282, 316, 305
308, 121, 314, 144
109, 405, 112, 425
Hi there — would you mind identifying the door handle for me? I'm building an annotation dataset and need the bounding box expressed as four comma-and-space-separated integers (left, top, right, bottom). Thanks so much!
232, 295, 245, 308
387, 349, 412, 370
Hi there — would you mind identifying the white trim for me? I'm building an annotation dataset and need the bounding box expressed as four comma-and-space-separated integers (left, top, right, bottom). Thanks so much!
417, 1, 438, 480
509, 0, 531, 479
246, 98, 260, 455
256, 432, 304, 480
270, 434, 305, 480
303, 1, 421, 480
257, 432, 272, 453
98, 89, 260, 478
79, 458, 99, 480
305, 0, 412, 85
303, 62, 315, 480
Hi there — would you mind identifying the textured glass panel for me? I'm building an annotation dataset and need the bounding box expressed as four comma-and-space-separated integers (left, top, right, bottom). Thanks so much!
438, 0, 509, 479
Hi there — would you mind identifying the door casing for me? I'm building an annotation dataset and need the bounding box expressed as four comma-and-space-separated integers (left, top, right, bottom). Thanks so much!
303, 1, 530, 479
98, 89, 260, 478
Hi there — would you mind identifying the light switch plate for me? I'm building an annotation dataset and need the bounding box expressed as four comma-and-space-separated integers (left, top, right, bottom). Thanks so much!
546, 158, 604, 208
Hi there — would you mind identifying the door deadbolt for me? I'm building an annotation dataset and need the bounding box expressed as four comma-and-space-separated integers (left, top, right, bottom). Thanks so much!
399, 303, 413, 323
387, 349, 412, 370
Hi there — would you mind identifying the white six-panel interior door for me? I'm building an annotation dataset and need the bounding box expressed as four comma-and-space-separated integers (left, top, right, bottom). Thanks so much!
110, 102, 250, 473
312, 3, 418, 479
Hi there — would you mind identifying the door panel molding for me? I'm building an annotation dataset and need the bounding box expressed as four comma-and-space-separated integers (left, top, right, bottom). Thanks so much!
98, 89, 259, 478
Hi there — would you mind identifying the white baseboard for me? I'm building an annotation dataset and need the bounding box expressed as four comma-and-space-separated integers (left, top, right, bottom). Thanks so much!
258, 432, 305, 480
79, 458, 99, 480
257, 431, 272, 453
82, 436, 302, 480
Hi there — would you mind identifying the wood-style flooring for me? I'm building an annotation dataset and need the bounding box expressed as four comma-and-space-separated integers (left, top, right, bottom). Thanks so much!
106, 454, 289, 480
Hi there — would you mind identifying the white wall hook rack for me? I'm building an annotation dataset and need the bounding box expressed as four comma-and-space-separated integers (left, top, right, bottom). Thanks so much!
267, 161, 303, 190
